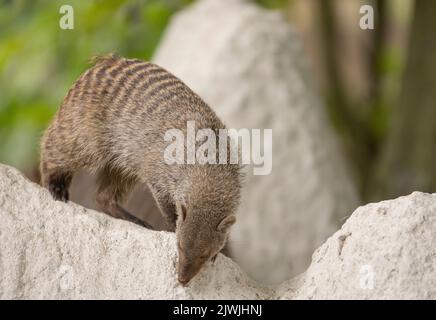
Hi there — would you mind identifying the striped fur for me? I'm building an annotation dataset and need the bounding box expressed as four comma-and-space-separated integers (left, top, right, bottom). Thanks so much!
40, 54, 241, 285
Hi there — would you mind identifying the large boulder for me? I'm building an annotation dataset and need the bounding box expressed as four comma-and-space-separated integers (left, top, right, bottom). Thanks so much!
0, 165, 267, 299
153, 0, 359, 284
0, 164, 435, 299
277, 192, 436, 299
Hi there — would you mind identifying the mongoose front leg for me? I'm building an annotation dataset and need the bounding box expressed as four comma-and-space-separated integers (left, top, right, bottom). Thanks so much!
40, 167, 73, 202
151, 192, 177, 232
96, 167, 154, 229
96, 191, 153, 229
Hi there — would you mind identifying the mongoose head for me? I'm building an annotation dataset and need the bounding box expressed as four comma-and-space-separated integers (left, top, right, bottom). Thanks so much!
176, 205, 236, 285
175, 166, 240, 285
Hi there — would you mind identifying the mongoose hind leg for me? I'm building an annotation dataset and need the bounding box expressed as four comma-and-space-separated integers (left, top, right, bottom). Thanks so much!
40, 166, 73, 202
96, 167, 154, 230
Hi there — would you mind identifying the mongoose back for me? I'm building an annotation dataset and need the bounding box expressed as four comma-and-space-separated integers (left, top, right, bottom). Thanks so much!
40, 54, 241, 285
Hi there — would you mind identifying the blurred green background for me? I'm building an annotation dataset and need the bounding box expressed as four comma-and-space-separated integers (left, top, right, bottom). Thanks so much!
1, 0, 435, 202
0, 0, 193, 171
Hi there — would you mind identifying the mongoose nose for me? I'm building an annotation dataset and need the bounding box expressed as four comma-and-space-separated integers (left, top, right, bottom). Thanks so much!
178, 276, 190, 286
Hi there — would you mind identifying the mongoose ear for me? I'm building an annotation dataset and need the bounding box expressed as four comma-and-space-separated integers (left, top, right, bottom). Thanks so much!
176, 202, 188, 222
181, 204, 187, 221
217, 215, 236, 232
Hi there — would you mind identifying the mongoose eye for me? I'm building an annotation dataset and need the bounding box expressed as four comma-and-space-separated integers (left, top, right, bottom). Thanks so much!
181, 205, 187, 221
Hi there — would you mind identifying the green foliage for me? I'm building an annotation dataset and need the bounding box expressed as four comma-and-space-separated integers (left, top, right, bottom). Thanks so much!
0, 0, 192, 170
368, 46, 404, 141
254, 0, 287, 9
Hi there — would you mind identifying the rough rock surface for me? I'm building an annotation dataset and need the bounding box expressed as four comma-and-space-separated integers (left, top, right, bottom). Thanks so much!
276, 192, 436, 299
1, 164, 435, 299
153, 0, 359, 284
0, 165, 267, 299
68, 170, 168, 231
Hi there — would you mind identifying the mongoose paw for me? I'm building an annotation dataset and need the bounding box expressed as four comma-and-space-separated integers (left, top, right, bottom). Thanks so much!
49, 183, 69, 202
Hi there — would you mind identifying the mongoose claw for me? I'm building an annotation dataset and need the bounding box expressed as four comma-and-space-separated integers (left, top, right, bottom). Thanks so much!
140, 220, 155, 230
211, 254, 218, 264
127, 214, 155, 230
49, 184, 69, 202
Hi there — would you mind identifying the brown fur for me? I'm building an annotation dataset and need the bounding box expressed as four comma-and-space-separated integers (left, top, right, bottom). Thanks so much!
40, 54, 241, 285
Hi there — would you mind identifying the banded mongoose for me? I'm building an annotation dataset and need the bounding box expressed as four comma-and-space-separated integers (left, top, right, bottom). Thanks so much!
40, 54, 242, 285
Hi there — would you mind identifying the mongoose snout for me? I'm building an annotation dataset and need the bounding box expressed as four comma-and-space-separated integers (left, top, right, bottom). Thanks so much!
177, 208, 236, 285
40, 54, 242, 285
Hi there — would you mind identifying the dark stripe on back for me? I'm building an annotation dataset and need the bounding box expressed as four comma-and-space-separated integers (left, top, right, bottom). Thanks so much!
146, 79, 182, 100
141, 80, 185, 115
98, 59, 138, 98
117, 66, 167, 107
127, 73, 177, 115
94, 63, 112, 88
108, 58, 141, 77
133, 73, 176, 101
111, 63, 156, 105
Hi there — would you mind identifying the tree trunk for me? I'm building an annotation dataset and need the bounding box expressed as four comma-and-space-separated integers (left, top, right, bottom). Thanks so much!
372, 0, 436, 199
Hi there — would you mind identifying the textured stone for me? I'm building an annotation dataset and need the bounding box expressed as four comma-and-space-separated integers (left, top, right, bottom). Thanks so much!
153, 0, 359, 284
0, 164, 267, 299
1, 164, 435, 299
276, 192, 436, 299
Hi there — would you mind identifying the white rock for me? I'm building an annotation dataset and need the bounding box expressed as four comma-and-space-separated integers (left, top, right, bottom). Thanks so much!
153, 0, 359, 284
276, 192, 436, 299
0, 164, 435, 299
0, 165, 268, 299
